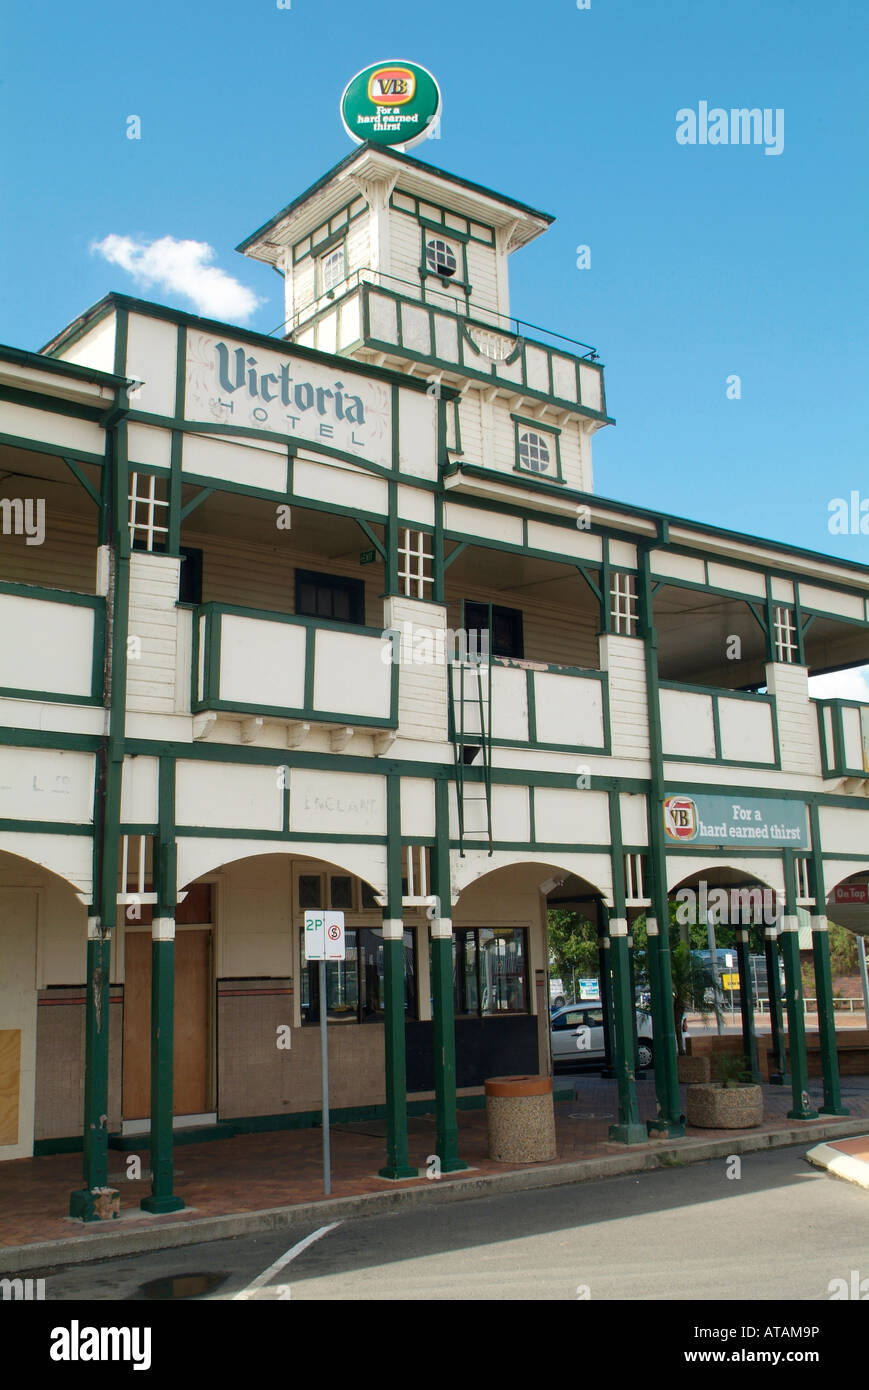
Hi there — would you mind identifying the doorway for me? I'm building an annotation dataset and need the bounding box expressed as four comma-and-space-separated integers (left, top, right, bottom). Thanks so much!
122, 929, 212, 1121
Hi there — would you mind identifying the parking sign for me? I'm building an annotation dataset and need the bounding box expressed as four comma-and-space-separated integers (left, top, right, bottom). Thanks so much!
304, 910, 346, 961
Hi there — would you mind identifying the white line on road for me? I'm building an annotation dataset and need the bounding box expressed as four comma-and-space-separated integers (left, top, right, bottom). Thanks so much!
232, 1222, 343, 1300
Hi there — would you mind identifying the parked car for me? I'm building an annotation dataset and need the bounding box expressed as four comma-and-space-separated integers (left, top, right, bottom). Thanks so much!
550, 1001, 687, 1071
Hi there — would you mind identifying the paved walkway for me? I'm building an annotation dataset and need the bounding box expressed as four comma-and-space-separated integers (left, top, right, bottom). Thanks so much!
2, 1076, 867, 1260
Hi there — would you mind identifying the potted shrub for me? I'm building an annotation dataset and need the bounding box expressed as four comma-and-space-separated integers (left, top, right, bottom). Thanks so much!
685, 1052, 763, 1129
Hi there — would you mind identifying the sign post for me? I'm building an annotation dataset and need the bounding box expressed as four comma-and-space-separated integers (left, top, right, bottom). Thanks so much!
304, 910, 346, 1195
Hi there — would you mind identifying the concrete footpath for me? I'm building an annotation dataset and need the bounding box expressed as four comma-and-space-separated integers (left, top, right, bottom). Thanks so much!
2, 1075, 867, 1274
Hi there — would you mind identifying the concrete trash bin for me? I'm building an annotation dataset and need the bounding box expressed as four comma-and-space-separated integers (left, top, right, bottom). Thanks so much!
484, 1074, 557, 1163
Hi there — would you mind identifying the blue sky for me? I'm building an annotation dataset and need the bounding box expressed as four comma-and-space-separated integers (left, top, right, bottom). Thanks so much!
2, 0, 868, 580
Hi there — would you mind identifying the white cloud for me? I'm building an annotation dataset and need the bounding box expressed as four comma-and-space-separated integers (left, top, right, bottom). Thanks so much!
92, 234, 263, 321
808, 665, 869, 701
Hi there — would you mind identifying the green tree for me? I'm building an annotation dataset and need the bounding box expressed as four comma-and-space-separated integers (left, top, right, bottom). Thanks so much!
828, 920, 858, 977
547, 908, 599, 1001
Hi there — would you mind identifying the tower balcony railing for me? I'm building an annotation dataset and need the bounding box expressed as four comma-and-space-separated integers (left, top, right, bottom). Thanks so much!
815, 697, 869, 780
278, 269, 609, 420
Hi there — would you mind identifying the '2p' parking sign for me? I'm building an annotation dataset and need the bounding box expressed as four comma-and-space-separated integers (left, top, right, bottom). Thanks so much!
304, 911, 346, 961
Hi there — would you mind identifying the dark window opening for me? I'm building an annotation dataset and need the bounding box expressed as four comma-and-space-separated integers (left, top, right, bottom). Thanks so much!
464, 601, 524, 659
453, 928, 528, 1016
299, 928, 417, 1023
295, 569, 364, 625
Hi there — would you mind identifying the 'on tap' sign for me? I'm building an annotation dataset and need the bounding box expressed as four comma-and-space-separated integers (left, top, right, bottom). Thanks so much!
304, 911, 346, 961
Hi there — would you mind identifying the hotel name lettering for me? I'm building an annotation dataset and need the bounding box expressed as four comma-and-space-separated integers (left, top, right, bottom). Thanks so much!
214, 342, 367, 443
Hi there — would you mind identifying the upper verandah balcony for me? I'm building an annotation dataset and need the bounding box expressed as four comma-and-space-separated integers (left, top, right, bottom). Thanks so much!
284, 269, 611, 426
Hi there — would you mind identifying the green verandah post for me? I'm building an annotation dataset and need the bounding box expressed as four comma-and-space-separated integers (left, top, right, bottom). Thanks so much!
606, 792, 645, 1143
808, 806, 848, 1115
764, 924, 790, 1084
734, 923, 762, 1083
141, 759, 184, 1213
780, 854, 818, 1120
379, 777, 417, 1179
430, 780, 468, 1171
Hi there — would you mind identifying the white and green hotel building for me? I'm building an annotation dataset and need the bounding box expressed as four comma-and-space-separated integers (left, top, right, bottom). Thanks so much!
1, 142, 867, 1217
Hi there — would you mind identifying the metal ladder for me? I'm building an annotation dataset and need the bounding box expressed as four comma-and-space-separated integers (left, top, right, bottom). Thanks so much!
450, 612, 493, 856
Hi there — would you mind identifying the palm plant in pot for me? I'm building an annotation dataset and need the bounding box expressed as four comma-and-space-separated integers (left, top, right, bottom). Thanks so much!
685, 1051, 763, 1129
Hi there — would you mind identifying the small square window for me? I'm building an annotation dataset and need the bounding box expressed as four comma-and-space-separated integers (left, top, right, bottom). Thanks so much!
330, 875, 353, 910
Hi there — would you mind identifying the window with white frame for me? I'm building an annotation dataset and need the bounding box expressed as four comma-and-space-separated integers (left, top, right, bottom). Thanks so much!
320, 245, 345, 294
128, 472, 169, 551
425, 237, 457, 278
795, 857, 814, 904
624, 853, 650, 905
397, 529, 433, 598
517, 429, 552, 475
610, 571, 638, 636
773, 605, 798, 663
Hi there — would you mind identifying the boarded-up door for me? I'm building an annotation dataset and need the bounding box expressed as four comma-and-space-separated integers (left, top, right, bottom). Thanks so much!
0, 889, 37, 1154
123, 930, 211, 1120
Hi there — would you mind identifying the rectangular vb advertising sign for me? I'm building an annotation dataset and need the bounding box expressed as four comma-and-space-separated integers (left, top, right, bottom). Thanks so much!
663, 794, 809, 849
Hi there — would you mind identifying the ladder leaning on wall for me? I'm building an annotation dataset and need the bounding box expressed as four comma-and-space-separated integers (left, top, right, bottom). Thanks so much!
449, 609, 494, 856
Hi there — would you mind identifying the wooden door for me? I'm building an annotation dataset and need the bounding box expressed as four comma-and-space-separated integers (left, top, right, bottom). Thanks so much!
122, 930, 211, 1120
0, 890, 37, 1151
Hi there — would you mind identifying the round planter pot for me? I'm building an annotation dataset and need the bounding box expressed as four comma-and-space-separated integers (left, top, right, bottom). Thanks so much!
686, 1082, 763, 1129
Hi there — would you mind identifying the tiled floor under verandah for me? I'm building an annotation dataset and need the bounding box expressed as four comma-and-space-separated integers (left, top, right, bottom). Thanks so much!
1, 1076, 867, 1253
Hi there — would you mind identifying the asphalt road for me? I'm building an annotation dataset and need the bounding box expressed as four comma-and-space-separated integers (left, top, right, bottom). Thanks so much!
38, 1144, 867, 1302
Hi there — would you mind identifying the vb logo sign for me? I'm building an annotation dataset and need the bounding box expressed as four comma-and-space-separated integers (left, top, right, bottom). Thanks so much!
368, 68, 415, 104
663, 795, 698, 842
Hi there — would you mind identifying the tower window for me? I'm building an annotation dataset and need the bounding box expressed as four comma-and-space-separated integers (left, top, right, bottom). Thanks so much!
517, 430, 552, 475
425, 238, 457, 278
320, 246, 345, 294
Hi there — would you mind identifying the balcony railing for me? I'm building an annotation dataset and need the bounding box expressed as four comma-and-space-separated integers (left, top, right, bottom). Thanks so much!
278, 269, 609, 419
816, 698, 869, 778
0, 581, 105, 705
192, 603, 398, 728
660, 682, 780, 768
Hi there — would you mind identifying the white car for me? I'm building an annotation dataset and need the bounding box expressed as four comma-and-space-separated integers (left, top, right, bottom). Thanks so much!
550, 1000, 661, 1070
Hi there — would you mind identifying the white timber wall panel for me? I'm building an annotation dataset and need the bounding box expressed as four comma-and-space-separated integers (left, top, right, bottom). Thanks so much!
0, 513, 96, 593
841, 704, 863, 765
0, 593, 94, 698
368, 292, 399, 344
126, 314, 179, 418
490, 405, 518, 474
127, 423, 172, 471
0, 403, 104, 458
127, 553, 181, 714
346, 216, 371, 278
771, 577, 794, 603
598, 635, 649, 760
434, 314, 459, 364
313, 629, 392, 719
387, 210, 419, 288
797, 583, 864, 622
0, 748, 94, 823
176, 761, 283, 831
649, 550, 706, 584
398, 391, 437, 480
444, 502, 522, 546
400, 779, 436, 839
534, 789, 611, 845
526, 521, 601, 563
609, 541, 637, 570
316, 314, 337, 356
182, 435, 288, 492
820, 703, 834, 766
400, 303, 431, 355
818, 806, 869, 857
218, 615, 306, 708
535, 672, 605, 748
524, 345, 549, 393
706, 563, 766, 598
289, 769, 386, 836
620, 793, 648, 846
765, 664, 821, 775
120, 757, 159, 824
455, 392, 482, 463
57, 313, 116, 372
578, 363, 603, 413
397, 485, 435, 527
491, 785, 530, 842
660, 689, 716, 759
557, 427, 583, 490
551, 355, 578, 403
338, 296, 361, 350
385, 595, 448, 741
293, 262, 316, 318
293, 458, 388, 516
717, 698, 775, 764
490, 665, 529, 743
465, 242, 499, 314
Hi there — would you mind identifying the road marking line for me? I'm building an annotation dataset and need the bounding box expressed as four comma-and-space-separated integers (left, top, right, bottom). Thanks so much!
233, 1222, 342, 1299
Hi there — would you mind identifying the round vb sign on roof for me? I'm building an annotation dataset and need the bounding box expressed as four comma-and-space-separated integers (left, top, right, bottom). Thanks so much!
340, 60, 442, 151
